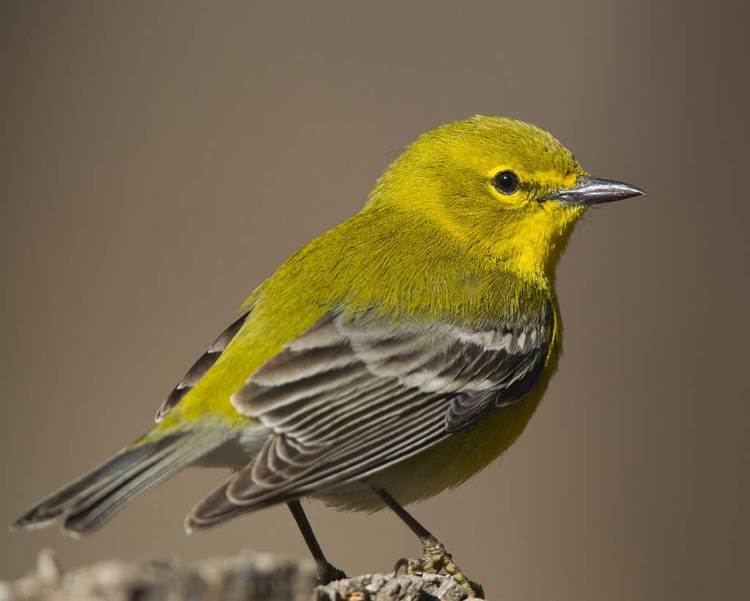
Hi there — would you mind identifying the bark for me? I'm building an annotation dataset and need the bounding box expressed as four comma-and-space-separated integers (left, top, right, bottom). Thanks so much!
0, 550, 480, 601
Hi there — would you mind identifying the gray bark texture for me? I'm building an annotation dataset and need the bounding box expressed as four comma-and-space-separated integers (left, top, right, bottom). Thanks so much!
0, 550, 481, 601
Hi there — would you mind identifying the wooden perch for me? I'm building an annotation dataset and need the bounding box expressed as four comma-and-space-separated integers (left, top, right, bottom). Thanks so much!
0, 549, 481, 601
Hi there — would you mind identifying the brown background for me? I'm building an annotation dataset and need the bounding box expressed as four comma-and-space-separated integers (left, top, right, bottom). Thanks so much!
1, 2, 748, 600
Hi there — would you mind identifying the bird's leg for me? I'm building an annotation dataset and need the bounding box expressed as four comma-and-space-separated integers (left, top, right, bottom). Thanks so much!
373, 487, 483, 598
287, 500, 347, 585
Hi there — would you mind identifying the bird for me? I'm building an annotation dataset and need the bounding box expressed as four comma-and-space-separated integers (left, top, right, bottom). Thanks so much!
13, 115, 644, 596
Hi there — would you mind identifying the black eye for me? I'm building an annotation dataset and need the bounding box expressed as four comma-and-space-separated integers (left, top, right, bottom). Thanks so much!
492, 170, 520, 195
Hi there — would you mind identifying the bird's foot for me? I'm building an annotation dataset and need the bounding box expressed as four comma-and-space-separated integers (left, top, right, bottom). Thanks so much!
316, 560, 347, 585
393, 536, 483, 598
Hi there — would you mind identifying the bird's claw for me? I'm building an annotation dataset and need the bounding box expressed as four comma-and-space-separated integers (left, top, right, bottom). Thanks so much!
392, 536, 483, 598
316, 560, 347, 585
393, 556, 423, 576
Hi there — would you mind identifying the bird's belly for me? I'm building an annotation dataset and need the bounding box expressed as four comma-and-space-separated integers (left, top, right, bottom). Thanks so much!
314, 386, 545, 512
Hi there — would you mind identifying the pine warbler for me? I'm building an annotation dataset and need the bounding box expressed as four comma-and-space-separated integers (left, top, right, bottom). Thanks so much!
14, 116, 643, 595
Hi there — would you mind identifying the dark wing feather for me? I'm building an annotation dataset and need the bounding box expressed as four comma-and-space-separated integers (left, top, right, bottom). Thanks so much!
188, 309, 552, 527
155, 310, 250, 422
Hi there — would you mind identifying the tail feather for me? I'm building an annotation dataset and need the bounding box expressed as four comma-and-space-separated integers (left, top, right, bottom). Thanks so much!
13, 427, 229, 536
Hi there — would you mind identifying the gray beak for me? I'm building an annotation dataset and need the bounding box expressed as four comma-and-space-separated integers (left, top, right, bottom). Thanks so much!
552, 176, 645, 206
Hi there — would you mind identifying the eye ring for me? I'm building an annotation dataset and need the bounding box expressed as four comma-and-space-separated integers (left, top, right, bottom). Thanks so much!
492, 170, 520, 195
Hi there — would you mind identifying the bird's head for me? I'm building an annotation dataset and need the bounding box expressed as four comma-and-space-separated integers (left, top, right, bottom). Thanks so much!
368, 115, 643, 283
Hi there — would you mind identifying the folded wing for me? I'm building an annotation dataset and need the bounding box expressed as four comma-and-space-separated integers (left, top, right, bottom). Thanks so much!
188, 309, 552, 529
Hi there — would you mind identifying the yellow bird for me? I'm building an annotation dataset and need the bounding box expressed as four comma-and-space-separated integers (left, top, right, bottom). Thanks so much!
14, 116, 643, 595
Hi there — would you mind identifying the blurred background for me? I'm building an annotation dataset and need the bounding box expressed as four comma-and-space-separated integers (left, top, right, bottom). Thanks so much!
1, 2, 748, 600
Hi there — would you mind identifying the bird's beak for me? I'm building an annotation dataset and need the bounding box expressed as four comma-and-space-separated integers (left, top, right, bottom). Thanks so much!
551, 176, 645, 206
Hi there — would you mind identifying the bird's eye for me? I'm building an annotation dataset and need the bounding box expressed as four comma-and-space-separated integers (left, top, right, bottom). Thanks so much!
492, 170, 520, 195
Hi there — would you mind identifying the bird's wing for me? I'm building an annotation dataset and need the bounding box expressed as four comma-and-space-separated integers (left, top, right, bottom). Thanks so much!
154, 310, 251, 422
188, 307, 553, 526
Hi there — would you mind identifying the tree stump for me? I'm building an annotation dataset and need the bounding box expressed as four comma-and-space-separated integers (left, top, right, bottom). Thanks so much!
0, 550, 480, 601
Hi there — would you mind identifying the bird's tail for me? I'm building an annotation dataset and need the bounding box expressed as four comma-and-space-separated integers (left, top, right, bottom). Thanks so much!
12, 425, 230, 536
